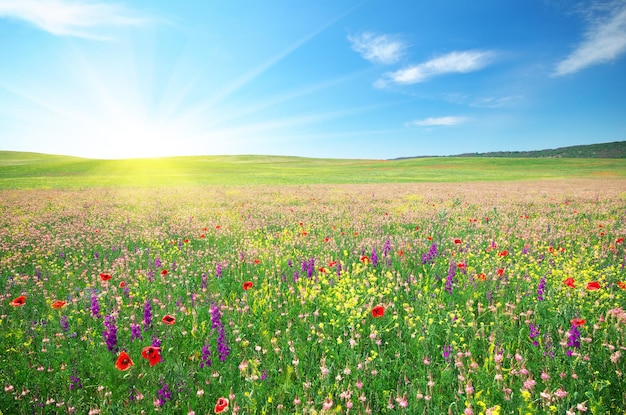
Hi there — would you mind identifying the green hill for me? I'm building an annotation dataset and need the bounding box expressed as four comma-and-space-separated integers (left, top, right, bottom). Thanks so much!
455, 140, 626, 158
1, 149, 625, 189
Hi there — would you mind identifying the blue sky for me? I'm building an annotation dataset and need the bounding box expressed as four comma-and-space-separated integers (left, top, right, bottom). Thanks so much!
0, 0, 625, 159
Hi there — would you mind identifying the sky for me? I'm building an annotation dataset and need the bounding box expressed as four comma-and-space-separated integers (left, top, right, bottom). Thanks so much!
0, 0, 625, 160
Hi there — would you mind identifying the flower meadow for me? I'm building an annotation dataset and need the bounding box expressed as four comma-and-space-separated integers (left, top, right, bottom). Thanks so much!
1, 180, 625, 415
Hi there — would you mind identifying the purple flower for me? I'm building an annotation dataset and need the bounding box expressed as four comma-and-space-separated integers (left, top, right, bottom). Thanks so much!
443, 345, 453, 361
382, 239, 392, 256
102, 315, 118, 352
444, 262, 456, 294
371, 248, 378, 267
69, 374, 82, 390
60, 315, 69, 331
422, 243, 438, 264
90, 293, 101, 318
156, 383, 171, 406
199, 343, 212, 369
211, 303, 230, 362
568, 324, 581, 350
215, 263, 223, 279
143, 299, 152, 330
130, 323, 142, 341
537, 277, 547, 301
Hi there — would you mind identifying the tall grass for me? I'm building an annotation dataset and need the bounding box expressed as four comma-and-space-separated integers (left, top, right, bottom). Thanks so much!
1, 181, 625, 414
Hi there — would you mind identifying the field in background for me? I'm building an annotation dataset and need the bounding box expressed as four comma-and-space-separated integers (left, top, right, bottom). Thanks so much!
1, 151, 625, 188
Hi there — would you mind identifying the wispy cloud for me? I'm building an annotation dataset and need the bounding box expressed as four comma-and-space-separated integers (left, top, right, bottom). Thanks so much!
405, 116, 469, 127
0, 0, 151, 39
554, 1, 626, 76
375, 50, 495, 87
348, 32, 406, 64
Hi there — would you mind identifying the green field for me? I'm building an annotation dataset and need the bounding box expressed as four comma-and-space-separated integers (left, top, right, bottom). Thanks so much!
1, 151, 625, 188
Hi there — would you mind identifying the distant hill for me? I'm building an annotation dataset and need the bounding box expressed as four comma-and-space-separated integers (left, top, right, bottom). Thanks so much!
454, 141, 626, 158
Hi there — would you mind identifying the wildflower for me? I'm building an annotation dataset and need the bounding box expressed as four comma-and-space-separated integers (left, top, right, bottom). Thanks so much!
9, 295, 26, 307
130, 323, 142, 341
115, 351, 133, 371
498, 250, 508, 257
90, 294, 100, 318
214, 397, 229, 413
371, 305, 385, 318
102, 315, 118, 352
568, 324, 581, 350
360, 255, 370, 264
161, 269, 168, 276
242, 281, 253, 291
119, 281, 126, 288
371, 248, 378, 267
422, 243, 438, 264
60, 315, 69, 331
69, 374, 82, 390
563, 278, 576, 288
445, 262, 456, 294
156, 383, 171, 406
99, 273, 112, 281
162, 315, 176, 325
211, 303, 230, 361
454, 238, 462, 245
537, 276, 547, 301
199, 343, 212, 368
570, 318, 586, 327
51, 300, 66, 309
586, 281, 601, 290
143, 300, 153, 330
618, 281, 626, 290
141, 346, 161, 366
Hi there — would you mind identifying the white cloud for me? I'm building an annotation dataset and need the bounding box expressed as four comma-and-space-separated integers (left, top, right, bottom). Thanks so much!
554, 1, 626, 76
375, 50, 495, 87
348, 32, 406, 64
406, 116, 469, 127
0, 0, 151, 39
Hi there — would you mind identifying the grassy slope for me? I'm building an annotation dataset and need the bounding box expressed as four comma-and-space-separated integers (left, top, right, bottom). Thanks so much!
0, 151, 625, 189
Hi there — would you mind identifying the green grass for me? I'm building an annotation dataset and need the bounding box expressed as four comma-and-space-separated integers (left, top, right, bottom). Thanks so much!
1, 151, 625, 188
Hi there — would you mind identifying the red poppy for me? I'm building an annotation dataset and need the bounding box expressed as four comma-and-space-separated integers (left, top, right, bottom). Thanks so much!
328, 261, 337, 267
457, 262, 466, 269
119, 281, 126, 288
476, 273, 486, 281
199, 233, 206, 238
498, 250, 508, 257
324, 237, 330, 243
99, 273, 112, 281
618, 281, 626, 290
161, 269, 168, 276
243, 281, 253, 291
214, 397, 229, 413
253, 259, 261, 265
141, 346, 161, 366
564, 277, 576, 288
115, 351, 133, 371
51, 300, 66, 309
183, 238, 189, 243
9, 295, 26, 307
496, 268, 505, 277
586, 281, 601, 291
318, 267, 327, 273
371, 305, 385, 318
215, 225, 221, 229
615, 237, 624, 243
360, 255, 370, 264
162, 315, 176, 325
570, 318, 586, 327
454, 239, 462, 245
397, 250, 404, 257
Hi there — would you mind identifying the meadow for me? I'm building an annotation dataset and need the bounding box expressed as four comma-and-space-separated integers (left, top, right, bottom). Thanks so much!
1, 174, 626, 414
